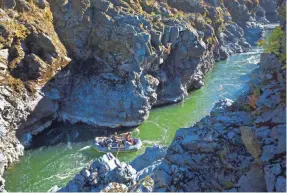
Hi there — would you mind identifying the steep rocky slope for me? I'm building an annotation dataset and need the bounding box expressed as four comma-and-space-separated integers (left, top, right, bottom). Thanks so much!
53, 0, 286, 192
0, 1, 70, 191
55, 49, 287, 191
150, 54, 286, 192
52, 44, 287, 192
44, 0, 268, 128
0, 0, 280, 191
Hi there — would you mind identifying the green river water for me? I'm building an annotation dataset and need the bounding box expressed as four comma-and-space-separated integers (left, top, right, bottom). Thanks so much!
4, 44, 264, 191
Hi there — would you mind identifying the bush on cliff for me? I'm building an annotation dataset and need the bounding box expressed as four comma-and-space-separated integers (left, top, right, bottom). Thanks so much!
258, 26, 286, 66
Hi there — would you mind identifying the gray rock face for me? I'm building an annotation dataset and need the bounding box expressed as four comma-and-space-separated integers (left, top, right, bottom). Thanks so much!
218, 23, 251, 60
152, 108, 255, 191
255, 5, 269, 24
0, 0, 281, 191
46, 0, 217, 126
0, 175, 5, 192
240, 126, 262, 160
131, 145, 167, 172
38, 0, 48, 9
61, 41, 285, 193
60, 72, 157, 128
0, 86, 28, 191
275, 176, 286, 192
54, 37, 285, 193
0, 0, 278, 141
264, 163, 282, 192
131, 145, 167, 183
0, 5, 70, 191
51, 146, 167, 192
0, 0, 16, 9
223, 0, 252, 25
210, 98, 234, 116
259, 0, 279, 22
212, 0, 279, 59
237, 165, 266, 192
0, 49, 8, 73
244, 22, 263, 45
150, 48, 286, 192
56, 153, 136, 192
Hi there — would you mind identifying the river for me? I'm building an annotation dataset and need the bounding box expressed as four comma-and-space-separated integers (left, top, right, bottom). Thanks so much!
4, 30, 271, 191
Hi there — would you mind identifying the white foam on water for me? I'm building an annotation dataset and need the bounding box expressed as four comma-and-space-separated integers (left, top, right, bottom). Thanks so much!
78, 145, 91, 151
143, 140, 161, 145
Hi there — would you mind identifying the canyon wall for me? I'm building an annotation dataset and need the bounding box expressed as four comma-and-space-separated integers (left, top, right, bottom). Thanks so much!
0, 0, 280, 191
55, 1, 286, 191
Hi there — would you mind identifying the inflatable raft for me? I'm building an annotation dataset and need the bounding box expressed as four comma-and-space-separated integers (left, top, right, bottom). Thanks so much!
93, 137, 143, 153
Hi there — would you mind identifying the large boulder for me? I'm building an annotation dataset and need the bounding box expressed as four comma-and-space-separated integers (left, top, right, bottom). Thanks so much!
237, 165, 266, 192
259, 0, 279, 22
46, 0, 216, 125
58, 153, 137, 192
244, 22, 263, 45
240, 126, 262, 160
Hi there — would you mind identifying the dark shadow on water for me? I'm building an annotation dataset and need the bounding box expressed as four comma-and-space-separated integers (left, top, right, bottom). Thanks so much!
11, 55, 137, 150
28, 121, 137, 150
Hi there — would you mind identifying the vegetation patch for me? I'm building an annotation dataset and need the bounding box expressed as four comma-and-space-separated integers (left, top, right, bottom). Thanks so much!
258, 26, 286, 66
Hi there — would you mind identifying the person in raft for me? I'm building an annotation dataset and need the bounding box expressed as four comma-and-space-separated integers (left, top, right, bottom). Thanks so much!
124, 132, 134, 146
112, 132, 121, 142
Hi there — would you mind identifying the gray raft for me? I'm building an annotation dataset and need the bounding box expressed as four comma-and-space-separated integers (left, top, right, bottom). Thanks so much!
93, 137, 143, 153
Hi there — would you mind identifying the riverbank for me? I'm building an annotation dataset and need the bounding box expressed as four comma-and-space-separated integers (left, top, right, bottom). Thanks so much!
54, 24, 286, 192
4, 42, 263, 191
0, 0, 281, 191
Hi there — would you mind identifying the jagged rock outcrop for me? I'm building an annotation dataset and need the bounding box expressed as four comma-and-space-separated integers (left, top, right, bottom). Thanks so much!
0, 86, 27, 192
0, 2, 70, 191
260, 0, 279, 22
0, 1, 71, 135
59, 49, 286, 192
0, 0, 278, 133
46, 0, 278, 126
57, 153, 138, 192
150, 10, 286, 190
49, 146, 167, 192
151, 56, 286, 191
55, 1, 286, 191
47, 0, 217, 126
0, 0, 281, 191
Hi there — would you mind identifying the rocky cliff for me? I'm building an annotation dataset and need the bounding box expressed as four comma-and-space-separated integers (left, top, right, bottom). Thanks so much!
0, 1, 71, 191
0, 0, 280, 191
52, 49, 286, 192
52, 0, 286, 192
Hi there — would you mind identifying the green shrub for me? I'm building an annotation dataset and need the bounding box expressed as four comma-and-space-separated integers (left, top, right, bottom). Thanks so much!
172, 11, 185, 19
224, 181, 234, 189
258, 26, 286, 66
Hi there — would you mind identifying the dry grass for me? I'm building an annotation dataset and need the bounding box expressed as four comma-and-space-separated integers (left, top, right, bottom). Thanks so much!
37, 56, 70, 85
172, 10, 185, 19
247, 86, 261, 110
25, 81, 38, 95
247, 94, 259, 109
7, 75, 25, 93
14, 23, 29, 40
